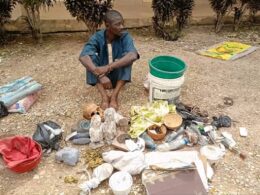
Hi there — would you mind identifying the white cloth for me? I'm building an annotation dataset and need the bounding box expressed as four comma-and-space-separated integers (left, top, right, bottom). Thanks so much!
102, 150, 146, 175
107, 43, 113, 64
79, 163, 114, 192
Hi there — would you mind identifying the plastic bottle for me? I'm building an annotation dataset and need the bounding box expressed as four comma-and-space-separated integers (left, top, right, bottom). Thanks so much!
165, 131, 178, 143
165, 126, 185, 143
157, 137, 189, 152
140, 132, 157, 150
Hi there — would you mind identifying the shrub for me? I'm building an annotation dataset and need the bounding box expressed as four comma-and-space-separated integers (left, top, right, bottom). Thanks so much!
18, 0, 56, 42
209, 0, 236, 33
152, 0, 194, 41
0, 0, 18, 44
64, 0, 113, 34
173, 0, 195, 35
248, 0, 260, 23
233, 0, 250, 31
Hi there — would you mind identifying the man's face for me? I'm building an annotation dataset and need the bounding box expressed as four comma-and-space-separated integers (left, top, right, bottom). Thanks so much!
107, 17, 124, 37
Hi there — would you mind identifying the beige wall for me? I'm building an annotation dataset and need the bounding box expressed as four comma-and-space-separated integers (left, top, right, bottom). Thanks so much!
12, 0, 213, 20
7, 0, 257, 33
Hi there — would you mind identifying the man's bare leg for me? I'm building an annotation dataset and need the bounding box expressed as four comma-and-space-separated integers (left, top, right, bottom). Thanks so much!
110, 80, 126, 110
96, 83, 110, 110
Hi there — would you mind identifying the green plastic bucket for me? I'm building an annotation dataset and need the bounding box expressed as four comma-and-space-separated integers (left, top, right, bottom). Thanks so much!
149, 55, 187, 79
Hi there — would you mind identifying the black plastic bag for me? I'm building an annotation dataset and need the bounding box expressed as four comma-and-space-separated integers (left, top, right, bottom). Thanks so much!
33, 121, 62, 150
0, 101, 8, 118
211, 115, 232, 128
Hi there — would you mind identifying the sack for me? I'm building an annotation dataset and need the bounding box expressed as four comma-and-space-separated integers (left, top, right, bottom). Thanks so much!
8, 93, 38, 113
33, 121, 62, 150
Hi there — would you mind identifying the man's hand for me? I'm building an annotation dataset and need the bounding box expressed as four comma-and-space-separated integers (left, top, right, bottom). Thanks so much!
94, 66, 109, 76
98, 76, 112, 89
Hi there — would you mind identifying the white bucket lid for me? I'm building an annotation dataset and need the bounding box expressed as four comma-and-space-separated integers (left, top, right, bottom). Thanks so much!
200, 145, 225, 161
109, 171, 133, 192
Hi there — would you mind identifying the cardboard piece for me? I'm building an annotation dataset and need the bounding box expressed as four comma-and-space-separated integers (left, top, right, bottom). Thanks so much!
142, 169, 207, 195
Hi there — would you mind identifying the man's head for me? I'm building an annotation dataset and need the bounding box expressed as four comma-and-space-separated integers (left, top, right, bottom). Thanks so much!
104, 10, 124, 37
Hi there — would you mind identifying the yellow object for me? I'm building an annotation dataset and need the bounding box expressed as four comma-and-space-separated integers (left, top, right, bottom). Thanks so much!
128, 100, 176, 138
163, 113, 183, 130
199, 41, 252, 60
64, 176, 78, 184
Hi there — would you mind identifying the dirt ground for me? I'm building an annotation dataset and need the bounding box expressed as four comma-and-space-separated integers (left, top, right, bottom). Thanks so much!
0, 25, 260, 195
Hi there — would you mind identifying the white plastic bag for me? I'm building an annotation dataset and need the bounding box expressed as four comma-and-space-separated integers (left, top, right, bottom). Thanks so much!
79, 163, 114, 193
102, 150, 146, 175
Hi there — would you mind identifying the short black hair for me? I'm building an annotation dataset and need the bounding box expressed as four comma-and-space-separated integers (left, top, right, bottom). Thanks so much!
104, 10, 123, 23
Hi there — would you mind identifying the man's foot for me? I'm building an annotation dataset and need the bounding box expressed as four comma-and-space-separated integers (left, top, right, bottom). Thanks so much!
110, 97, 118, 110
100, 98, 110, 110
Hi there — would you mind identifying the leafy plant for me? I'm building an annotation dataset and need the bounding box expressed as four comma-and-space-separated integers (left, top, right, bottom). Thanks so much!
64, 0, 113, 34
152, 0, 175, 41
248, 0, 260, 23
152, 0, 194, 41
173, 0, 195, 36
18, 0, 56, 42
233, 0, 249, 31
0, 0, 18, 44
209, 0, 236, 33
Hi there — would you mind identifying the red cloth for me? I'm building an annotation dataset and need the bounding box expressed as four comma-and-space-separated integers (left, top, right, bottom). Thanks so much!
0, 136, 42, 173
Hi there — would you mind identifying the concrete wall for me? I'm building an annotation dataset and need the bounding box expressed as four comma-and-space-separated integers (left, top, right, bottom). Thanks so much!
6, 0, 258, 33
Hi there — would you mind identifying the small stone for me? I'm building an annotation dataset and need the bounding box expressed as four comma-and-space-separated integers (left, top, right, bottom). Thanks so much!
39, 170, 46, 175
35, 113, 42, 117
33, 174, 40, 180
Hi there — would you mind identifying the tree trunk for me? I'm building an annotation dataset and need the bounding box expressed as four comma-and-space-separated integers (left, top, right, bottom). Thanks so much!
25, 5, 42, 43
215, 13, 224, 33
0, 23, 6, 44
233, 4, 248, 31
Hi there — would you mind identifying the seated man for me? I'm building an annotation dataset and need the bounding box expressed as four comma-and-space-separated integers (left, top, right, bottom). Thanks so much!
79, 10, 139, 110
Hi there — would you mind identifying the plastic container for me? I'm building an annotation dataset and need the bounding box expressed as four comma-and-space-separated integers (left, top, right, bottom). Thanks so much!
149, 73, 185, 103
109, 171, 133, 195
157, 137, 189, 152
163, 113, 183, 130
165, 126, 185, 143
147, 124, 167, 141
0, 136, 42, 173
148, 55, 187, 103
149, 55, 187, 79
11, 141, 42, 173
140, 132, 157, 150
200, 145, 225, 161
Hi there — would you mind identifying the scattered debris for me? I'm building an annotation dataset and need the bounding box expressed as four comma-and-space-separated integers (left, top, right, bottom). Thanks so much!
83, 149, 104, 169
221, 138, 247, 160
79, 163, 113, 193
211, 115, 232, 128
147, 124, 167, 141
64, 176, 78, 184
33, 121, 63, 151
239, 127, 248, 137
223, 97, 234, 106
55, 147, 79, 166
200, 145, 225, 161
